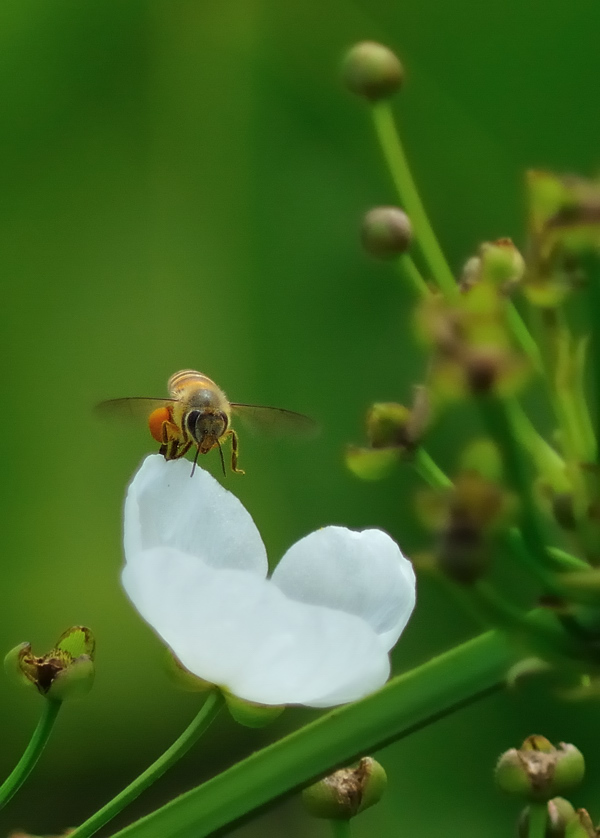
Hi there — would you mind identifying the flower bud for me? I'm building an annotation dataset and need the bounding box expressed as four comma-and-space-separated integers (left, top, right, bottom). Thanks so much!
518, 798, 577, 838
565, 809, 598, 837
302, 758, 387, 820
479, 238, 525, 287
366, 402, 412, 448
342, 42, 403, 101
496, 736, 585, 802
5, 626, 95, 702
361, 207, 412, 259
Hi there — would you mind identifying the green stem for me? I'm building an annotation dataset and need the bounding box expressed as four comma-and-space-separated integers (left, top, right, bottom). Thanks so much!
546, 545, 589, 571
413, 447, 453, 489
505, 397, 568, 491
528, 802, 548, 838
70, 691, 224, 838
109, 627, 535, 838
370, 101, 456, 297
330, 819, 352, 838
0, 699, 62, 809
397, 252, 430, 298
478, 397, 554, 578
506, 303, 544, 373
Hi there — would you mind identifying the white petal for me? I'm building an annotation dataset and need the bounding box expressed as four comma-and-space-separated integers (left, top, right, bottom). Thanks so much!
271, 526, 416, 650
124, 455, 268, 575
123, 545, 390, 706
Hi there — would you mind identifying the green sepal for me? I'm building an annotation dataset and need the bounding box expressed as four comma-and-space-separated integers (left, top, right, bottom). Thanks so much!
345, 445, 401, 480
48, 655, 95, 702
55, 625, 95, 659
4, 643, 37, 690
565, 809, 597, 838
224, 692, 285, 728
164, 652, 215, 693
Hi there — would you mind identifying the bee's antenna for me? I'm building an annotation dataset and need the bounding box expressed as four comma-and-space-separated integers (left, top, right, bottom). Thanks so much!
217, 440, 226, 477
190, 446, 201, 478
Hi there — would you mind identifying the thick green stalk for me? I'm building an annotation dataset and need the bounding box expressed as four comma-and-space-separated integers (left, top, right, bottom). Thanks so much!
110, 628, 521, 838
0, 699, 62, 809
330, 819, 352, 838
527, 802, 548, 838
70, 691, 224, 838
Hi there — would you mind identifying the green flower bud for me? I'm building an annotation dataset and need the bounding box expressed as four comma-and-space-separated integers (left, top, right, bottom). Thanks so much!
361, 207, 412, 259
342, 42, 403, 101
496, 736, 585, 802
479, 238, 525, 287
302, 758, 387, 820
366, 402, 412, 448
518, 798, 577, 838
4, 626, 95, 702
565, 809, 598, 838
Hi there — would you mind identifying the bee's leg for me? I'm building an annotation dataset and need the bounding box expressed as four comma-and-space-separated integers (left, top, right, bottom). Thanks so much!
160, 420, 185, 460
227, 430, 245, 474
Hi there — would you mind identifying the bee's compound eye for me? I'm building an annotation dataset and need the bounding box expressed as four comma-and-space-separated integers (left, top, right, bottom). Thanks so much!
186, 410, 201, 434
148, 407, 171, 442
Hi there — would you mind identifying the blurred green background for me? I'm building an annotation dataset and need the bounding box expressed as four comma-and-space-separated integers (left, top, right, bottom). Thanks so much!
1, 0, 600, 834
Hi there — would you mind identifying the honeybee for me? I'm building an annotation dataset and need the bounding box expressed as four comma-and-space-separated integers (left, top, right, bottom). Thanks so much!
97, 369, 316, 475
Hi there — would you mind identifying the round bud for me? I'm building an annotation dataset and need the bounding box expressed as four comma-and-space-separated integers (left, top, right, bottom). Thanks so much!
302, 758, 387, 820
496, 737, 585, 802
342, 42, 404, 101
361, 207, 412, 259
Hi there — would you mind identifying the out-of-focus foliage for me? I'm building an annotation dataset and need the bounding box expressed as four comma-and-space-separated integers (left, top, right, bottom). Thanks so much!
1, 0, 600, 835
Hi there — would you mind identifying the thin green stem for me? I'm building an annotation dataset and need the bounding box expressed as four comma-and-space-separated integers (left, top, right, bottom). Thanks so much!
370, 101, 456, 297
505, 397, 568, 490
506, 303, 544, 373
478, 397, 553, 576
70, 691, 224, 838
0, 699, 62, 809
413, 447, 453, 489
397, 252, 430, 298
330, 819, 352, 838
109, 627, 524, 838
528, 802, 548, 838
371, 99, 544, 372
546, 545, 589, 571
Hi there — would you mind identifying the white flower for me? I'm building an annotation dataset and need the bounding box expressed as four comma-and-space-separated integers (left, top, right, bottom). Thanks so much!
122, 455, 416, 708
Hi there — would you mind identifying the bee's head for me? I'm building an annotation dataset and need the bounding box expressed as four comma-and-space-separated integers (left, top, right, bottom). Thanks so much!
186, 409, 228, 453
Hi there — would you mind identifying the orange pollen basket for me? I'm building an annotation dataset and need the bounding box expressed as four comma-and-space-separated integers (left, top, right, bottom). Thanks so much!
148, 407, 172, 442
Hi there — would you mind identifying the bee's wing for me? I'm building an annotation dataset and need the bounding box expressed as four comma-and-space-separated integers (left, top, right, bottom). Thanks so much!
230, 403, 319, 438
95, 397, 177, 423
